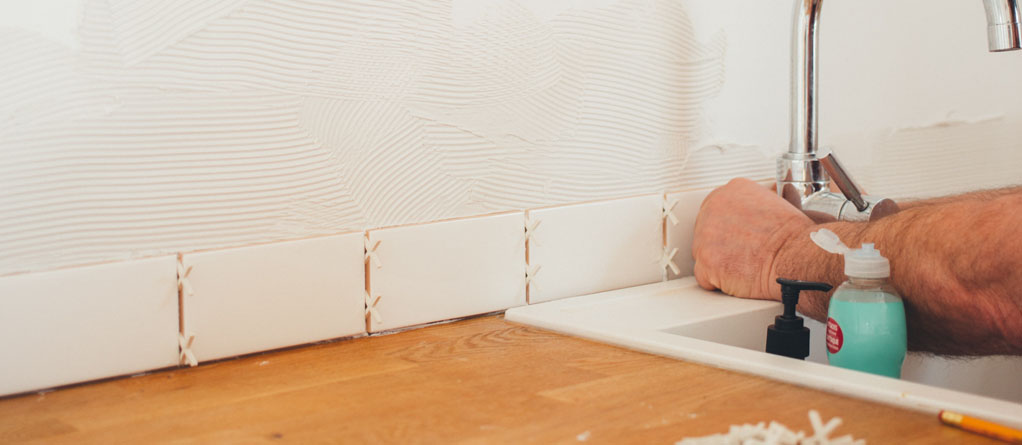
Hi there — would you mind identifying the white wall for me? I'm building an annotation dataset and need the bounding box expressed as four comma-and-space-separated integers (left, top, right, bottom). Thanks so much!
1, 0, 1020, 276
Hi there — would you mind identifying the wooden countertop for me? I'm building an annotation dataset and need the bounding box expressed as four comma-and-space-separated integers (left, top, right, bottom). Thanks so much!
0, 316, 994, 443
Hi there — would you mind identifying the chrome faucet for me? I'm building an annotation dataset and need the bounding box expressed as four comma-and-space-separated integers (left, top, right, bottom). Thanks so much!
778, 0, 1022, 222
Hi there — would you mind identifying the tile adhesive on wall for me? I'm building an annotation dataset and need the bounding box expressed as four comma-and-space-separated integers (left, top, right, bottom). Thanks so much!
1, 0, 1020, 395
0, 0, 780, 276
4, 0, 1022, 277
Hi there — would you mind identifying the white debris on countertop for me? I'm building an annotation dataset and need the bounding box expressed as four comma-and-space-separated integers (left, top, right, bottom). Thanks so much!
676, 410, 865, 445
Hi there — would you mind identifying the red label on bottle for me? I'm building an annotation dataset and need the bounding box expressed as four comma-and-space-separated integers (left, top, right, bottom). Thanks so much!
826, 317, 843, 354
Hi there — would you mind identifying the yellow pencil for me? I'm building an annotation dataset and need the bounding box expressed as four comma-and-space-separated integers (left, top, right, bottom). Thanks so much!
939, 410, 1022, 443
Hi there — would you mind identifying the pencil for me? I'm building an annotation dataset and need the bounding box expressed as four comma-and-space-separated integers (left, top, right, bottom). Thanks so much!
939, 410, 1022, 443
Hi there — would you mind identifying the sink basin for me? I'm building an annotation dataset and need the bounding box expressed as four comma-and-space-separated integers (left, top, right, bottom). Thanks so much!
505, 278, 1022, 427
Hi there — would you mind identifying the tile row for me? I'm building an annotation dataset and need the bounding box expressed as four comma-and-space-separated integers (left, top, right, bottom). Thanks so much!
0, 187, 715, 396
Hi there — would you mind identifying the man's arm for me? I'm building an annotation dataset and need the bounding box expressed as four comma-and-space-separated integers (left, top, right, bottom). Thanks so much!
693, 178, 1022, 355
897, 185, 1022, 209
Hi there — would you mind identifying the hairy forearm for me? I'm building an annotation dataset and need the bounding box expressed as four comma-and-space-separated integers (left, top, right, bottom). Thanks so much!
771, 191, 1022, 355
897, 185, 1022, 209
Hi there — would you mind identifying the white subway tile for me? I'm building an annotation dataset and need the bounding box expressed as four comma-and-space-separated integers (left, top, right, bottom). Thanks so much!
366, 213, 526, 332
181, 233, 365, 363
665, 188, 715, 280
0, 257, 179, 396
527, 195, 663, 303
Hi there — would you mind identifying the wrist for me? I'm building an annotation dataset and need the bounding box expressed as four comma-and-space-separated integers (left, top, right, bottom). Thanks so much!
764, 221, 815, 301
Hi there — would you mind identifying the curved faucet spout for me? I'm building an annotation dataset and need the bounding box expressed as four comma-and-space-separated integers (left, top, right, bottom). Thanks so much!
788, 0, 1020, 158
778, 0, 1020, 222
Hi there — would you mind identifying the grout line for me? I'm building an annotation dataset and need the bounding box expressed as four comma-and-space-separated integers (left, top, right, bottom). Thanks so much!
364, 209, 523, 233
0, 231, 367, 280
661, 192, 669, 282
0, 363, 185, 402
363, 230, 372, 334
524, 210, 532, 305
176, 253, 185, 336
175, 252, 187, 369
661, 192, 669, 249
524, 191, 663, 212
365, 310, 506, 338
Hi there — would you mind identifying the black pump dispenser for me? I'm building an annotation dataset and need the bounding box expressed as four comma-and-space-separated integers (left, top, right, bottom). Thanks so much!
766, 278, 833, 360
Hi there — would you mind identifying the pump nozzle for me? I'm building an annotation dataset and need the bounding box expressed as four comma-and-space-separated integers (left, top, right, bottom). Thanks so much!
766, 278, 833, 360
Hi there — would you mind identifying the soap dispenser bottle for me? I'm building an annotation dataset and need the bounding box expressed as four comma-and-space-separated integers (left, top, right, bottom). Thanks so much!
767, 278, 833, 360
811, 229, 907, 378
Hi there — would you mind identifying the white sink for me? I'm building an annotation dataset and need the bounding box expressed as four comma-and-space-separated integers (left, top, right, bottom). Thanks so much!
505, 278, 1022, 428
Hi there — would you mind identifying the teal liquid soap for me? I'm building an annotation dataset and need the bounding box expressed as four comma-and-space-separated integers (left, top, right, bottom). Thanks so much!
809, 230, 906, 378
826, 291, 907, 378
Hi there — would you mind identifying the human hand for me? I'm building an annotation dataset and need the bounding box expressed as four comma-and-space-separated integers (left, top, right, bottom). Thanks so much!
692, 178, 814, 301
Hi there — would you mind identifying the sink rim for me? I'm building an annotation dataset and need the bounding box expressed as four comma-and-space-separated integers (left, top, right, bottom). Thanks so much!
506, 277, 1022, 428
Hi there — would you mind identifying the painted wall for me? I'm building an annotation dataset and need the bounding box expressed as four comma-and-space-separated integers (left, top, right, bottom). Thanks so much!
1, 0, 1020, 276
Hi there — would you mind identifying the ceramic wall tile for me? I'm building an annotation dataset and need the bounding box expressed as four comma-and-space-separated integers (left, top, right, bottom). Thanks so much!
366, 212, 526, 332
665, 187, 715, 280
181, 233, 365, 363
0, 256, 179, 396
527, 195, 663, 304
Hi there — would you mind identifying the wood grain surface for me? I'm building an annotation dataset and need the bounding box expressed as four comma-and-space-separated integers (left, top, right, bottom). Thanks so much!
0, 316, 995, 444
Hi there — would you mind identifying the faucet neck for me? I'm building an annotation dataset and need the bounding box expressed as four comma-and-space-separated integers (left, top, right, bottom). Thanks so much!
789, 0, 824, 158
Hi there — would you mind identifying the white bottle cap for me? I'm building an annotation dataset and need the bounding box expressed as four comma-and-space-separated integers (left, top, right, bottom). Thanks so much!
810, 229, 890, 279
843, 243, 890, 279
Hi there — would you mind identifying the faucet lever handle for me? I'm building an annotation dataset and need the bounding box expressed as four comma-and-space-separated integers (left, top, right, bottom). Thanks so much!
817, 149, 869, 212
